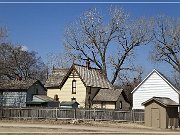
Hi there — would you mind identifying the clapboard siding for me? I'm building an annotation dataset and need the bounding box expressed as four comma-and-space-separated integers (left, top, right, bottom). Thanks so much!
60, 71, 86, 108
1, 91, 27, 107
132, 70, 180, 109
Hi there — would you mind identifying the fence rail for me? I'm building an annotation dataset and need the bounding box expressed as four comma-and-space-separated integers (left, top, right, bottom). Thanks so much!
0, 108, 144, 122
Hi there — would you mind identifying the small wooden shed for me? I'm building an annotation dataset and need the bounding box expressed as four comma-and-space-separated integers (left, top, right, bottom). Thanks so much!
142, 97, 180, 129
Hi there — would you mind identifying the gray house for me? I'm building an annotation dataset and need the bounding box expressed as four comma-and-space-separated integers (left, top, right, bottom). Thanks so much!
0, 79, 58, 107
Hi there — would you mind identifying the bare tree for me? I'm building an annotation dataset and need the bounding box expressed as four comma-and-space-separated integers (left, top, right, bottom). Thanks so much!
46, 52, 71, 70
64, 7, 153, 84
151, 16, 180, 74
0, 43, 47, 81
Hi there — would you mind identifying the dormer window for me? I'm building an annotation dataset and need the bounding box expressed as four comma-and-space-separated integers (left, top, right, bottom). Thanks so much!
72, 80, 76, 94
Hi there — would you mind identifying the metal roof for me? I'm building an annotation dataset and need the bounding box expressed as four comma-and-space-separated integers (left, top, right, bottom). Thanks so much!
74, 64, 113, 89
93, 89, 123, 102
45, 68, 69, 87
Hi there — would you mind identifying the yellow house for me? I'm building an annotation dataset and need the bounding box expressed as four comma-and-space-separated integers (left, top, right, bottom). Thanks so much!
45, 62, 113, 108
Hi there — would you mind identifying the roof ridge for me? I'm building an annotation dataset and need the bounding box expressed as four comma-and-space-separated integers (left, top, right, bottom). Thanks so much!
73, 63, 101, 70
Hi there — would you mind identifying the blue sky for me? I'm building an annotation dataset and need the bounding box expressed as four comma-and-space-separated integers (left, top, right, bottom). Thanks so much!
0, 2, 179, 78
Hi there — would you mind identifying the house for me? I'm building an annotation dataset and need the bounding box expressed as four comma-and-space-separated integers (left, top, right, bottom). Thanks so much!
0, 79, 57, 107
92, 89, 130, 110
131, 69, 180, 109
142, 97, 179, 128
46, 62, 115, 108
46, 62, 130, 110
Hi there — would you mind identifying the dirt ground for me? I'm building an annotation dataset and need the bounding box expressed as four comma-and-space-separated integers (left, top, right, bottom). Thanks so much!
0, 119, 179, 135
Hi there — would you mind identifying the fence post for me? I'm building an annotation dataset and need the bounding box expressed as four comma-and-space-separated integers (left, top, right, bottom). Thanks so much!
55, 108, 58, 121
73, 108, 77, 119
19, 107, 21, 121
131, 109, 135, 123
93, 108, 96, 121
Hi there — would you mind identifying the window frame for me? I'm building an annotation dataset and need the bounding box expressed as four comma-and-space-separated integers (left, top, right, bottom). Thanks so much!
119, 101, 122, 109
72, 80, 76, 94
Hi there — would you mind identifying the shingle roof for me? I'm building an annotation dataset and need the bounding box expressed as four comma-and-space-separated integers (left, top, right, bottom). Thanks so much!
45, 68, 69, 87
142, 97, 180, 107
0, 79, 37, 90
93, 89, 123, 102
33, 95, 57, 102
74, 64, 113, 89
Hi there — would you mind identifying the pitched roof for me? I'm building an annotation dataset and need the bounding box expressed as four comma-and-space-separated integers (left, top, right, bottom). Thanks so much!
45, 68, 69, 87
142, 97, 180, 107
60, 101, 79, 106
72, 64, 113, 89
46, 64, 113, 89
93, 89, 123, 102
0, 79, 37, 90
131, 69, 180, 94
33, 95, 57, 102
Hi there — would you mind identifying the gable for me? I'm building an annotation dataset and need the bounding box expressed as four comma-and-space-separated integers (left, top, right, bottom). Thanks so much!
132, 70, 180, 109
60, 64, 113, 89
132, 69, 180, 94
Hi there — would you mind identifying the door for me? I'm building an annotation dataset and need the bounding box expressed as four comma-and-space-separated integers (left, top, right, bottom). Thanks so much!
151, 108, 160, 128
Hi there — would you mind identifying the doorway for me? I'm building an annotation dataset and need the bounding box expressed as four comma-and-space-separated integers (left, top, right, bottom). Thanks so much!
151, 108, 160, 128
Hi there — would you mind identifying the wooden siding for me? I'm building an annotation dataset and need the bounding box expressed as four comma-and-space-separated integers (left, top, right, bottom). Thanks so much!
93, 102, 115, 109
86, 87, 99, 108
47, 70, 86, 108
47, 88, 60, 100
26, 82, 47, 102
133, 72, 179, 109
116, 94, 130, 110
144, 102, 166, 128
1, 91, 26, 107
60, 71, 86, 108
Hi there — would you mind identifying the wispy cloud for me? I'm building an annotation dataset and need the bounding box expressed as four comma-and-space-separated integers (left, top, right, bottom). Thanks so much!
21, 45, 28, 51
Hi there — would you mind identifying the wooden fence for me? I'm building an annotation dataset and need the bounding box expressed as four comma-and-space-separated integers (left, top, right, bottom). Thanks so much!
0, 108, 144, 122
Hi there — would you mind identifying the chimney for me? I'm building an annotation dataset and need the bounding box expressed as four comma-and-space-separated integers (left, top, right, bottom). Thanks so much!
54, 94, 59, 101
86, 59, 90, 69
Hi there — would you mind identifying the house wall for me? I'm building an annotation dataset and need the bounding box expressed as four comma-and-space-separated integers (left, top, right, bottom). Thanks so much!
60, 71, 86, 108
47, 88, 60, 100
133, 72, 179, 109
26, 81, 46, 102
116, 94, 130, 110
1, 90, 27, 107
86, 87, 100, 108
144, 101, 166, 128
92, 102, 102, 108
92, 101, 115, 109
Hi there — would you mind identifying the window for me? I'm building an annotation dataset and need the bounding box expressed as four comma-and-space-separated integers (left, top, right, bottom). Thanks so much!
119, 101, 122, 109
72, 80, 76, 94
71, 97, 76, 102
35, 88, 38, 95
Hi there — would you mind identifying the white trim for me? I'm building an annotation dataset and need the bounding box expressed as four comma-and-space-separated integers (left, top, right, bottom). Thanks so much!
131, 69, 180, 94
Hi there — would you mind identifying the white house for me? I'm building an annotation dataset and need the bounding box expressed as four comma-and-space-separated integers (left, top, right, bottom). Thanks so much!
131, 69, 180, 109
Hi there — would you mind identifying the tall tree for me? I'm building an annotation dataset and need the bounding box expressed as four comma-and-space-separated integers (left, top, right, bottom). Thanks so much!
64, 7, 153, 84
0, 42, 47, 82
151, 16, 180, 74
